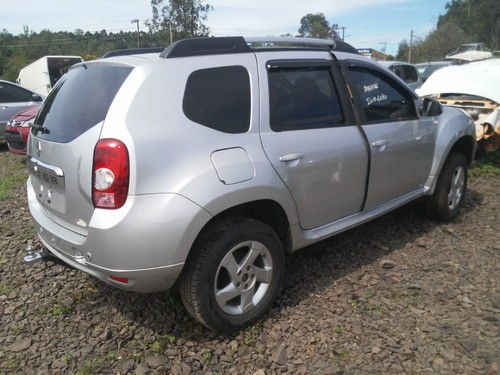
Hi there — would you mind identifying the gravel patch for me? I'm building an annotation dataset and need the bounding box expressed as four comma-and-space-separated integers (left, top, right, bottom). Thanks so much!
1, 147, 499, 374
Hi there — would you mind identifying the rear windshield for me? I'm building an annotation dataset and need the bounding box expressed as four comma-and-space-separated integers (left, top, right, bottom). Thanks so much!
34, 63, 132, 143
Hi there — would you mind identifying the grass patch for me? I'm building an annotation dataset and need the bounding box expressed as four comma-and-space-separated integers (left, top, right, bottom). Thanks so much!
77, 358, 103, 375
50, 301, 73, 316
0, 282, 15, 295
471, 150, 500, 177
0, 154, 28, 201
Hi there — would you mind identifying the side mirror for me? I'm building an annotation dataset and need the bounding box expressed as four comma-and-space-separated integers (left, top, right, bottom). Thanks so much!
32, 94, 43, 102
421, 97, 443, 117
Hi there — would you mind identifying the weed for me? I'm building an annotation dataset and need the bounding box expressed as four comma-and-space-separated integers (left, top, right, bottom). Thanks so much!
240, 325, 258, 347
150, 340, 164, 355
119, 314, 129, 328
166, 335, 176, 345
0, 282, 15, 295
51, 302, 72, 316
471, 150, 500, 177
347, 298, 358, 309
105, 352, 115, 361
63, 351, 74, 365
4, 357, 20, 369
201, 347, 213, 362
162, 289, 179, 306
77, 359, 102, 375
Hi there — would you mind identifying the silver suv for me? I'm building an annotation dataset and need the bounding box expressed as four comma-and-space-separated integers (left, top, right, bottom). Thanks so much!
25, 37, 476, 332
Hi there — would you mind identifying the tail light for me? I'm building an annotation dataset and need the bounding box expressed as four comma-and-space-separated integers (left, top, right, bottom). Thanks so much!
92, 139, 129, 209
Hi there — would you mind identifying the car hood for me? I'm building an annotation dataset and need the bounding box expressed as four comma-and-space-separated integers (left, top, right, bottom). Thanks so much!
416, 59, 500, 103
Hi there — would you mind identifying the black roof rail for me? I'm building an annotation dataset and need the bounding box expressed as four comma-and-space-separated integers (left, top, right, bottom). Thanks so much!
160, 36, 359, 58
160, 37, 252, 58
101, 47, 165, 58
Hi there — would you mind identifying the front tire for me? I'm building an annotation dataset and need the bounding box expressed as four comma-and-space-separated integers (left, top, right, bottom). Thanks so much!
179, 217, 285, 333
425, 152, 468, 222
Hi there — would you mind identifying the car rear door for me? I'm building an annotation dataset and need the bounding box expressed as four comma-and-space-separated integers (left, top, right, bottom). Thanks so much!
27, 62, 133, 235
257, 52, 369, 230
342, 61, 435, 209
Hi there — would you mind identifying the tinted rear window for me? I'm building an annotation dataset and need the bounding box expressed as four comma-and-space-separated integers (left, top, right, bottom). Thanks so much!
34, 64, 132, 142
183, 66, 250, 134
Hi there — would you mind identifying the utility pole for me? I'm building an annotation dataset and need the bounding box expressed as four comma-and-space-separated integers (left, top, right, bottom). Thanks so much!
378, 42, 387, 54
408, 29, 413, 63
331, 24, 347, 41
131, 19, 140, 48
339, 26, 347, 41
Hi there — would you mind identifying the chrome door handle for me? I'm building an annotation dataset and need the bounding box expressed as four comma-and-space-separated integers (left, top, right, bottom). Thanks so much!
279, 153, 304, 162
372, 140, 388, 148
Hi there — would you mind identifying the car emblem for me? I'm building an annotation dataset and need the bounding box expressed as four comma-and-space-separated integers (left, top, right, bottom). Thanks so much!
36, 141, 42, 157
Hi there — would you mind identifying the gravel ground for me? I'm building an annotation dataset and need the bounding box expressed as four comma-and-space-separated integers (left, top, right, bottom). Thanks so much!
1, 145, 499, 375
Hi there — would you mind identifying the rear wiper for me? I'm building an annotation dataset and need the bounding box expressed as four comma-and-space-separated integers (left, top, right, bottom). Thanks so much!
29, 123, 50, 134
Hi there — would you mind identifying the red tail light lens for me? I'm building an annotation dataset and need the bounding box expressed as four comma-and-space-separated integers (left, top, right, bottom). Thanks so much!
93, 139, 129, 209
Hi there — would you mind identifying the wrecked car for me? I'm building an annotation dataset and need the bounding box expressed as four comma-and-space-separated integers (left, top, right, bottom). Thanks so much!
417, 59, 500, 151
445, 43, 493, 62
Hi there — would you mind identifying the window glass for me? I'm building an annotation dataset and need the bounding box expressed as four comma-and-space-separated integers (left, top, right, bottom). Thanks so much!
0, 82, 35, 102
268, 67, 343, 131
402, 65, 418, 83
35, 64, 132, 142
183, 66, 250, 134
349, 66, 417, 123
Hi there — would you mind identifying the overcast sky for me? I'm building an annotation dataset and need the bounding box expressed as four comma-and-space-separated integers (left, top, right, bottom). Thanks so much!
3, 0, 449, 55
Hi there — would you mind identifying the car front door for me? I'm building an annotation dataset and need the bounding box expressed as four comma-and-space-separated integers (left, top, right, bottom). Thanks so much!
344, 63, 435, 209
257, 53, 369, 230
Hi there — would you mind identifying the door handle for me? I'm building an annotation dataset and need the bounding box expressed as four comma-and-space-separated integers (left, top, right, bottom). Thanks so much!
371, 140, 388, 148
279, 153, 304, 162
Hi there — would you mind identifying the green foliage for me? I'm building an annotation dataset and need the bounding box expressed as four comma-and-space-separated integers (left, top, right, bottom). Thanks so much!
298, 13, 333, 39
0, 282, 15, 295
0, 155, 28, 201
471, 150, 500, 177
438, 0, 500, 50
147, 0, 212, 42
77, 359, 103, 375
397, 0, 500, 62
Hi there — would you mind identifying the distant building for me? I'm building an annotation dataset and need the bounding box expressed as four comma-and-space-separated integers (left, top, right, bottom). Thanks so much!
356, 48, 388, 61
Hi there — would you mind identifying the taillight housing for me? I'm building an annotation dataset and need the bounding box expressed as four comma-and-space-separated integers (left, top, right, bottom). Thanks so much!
92, 139, 129, 209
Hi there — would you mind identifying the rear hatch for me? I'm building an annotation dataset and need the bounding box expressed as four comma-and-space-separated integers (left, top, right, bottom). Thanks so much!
27, 62, 133, 235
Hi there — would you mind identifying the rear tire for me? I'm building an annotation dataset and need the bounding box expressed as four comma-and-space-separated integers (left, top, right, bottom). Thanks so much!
179, 217, 285, 333
425, 153, 468, 222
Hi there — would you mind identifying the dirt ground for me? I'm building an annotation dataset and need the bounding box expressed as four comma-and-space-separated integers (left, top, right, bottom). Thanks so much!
0, 145, 499, 374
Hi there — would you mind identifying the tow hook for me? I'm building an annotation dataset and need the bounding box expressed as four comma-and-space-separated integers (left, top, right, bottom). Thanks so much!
23, 244, 74, 269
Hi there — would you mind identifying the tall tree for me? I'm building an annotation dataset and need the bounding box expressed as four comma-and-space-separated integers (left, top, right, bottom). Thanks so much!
147, 0, 212, 43
298, 13, 335, 39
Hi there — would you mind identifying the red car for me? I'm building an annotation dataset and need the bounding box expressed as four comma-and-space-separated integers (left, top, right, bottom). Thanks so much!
5, 105, 40, 155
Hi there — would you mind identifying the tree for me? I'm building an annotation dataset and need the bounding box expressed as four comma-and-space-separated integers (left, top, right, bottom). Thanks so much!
298, 13, 336, 39
438, 0, 499, 50
147, 0, 212, 43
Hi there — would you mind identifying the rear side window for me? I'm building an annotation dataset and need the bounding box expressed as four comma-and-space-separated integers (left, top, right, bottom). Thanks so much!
35, 64, 132, 143
348, 66, 417, 123
183, 66, 250, 134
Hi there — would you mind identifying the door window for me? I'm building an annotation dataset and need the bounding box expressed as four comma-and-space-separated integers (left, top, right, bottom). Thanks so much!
348, 66, 417, 123
268, 67, 343, 131
0, 82, 36, 102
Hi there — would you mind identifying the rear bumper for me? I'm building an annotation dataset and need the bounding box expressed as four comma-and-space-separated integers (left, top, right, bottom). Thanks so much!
27, 178, 212, 292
